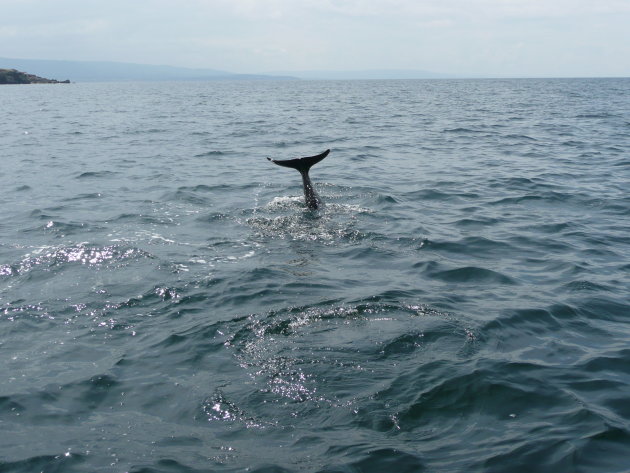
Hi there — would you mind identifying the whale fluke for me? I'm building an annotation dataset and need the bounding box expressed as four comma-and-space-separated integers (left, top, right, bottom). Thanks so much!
268, 149, 330, 210
267, 149, 330, 173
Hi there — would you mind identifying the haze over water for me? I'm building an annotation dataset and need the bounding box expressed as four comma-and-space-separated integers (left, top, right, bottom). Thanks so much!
1, 78, 629, 472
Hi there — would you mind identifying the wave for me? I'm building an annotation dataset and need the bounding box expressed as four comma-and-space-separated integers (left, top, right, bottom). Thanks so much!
403, 189, 478, 202
421, 236, 515, 256
0, 454, 85, 473
2, 77, 629, 473
75, 171, 118, 179
193, 150, 226, 157
453, 216, 500, 228
20, 219, 104, 237
219, 299, 470, 408
0, 243, 154, 279
418, 264, 517, 285
161, 188, 212, 205
443, 127, 482, 134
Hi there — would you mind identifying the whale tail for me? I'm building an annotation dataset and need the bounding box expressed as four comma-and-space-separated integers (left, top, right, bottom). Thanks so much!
267, 149, 330, 173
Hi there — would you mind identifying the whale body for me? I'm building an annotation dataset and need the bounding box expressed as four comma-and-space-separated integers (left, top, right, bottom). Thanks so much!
267, 149, 330, 210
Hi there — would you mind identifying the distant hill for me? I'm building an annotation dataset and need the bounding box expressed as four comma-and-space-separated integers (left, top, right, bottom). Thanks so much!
0, 57, 296, 82
0, 68, 70, 84
266, 69, 461, 80
0, 57, 464, 82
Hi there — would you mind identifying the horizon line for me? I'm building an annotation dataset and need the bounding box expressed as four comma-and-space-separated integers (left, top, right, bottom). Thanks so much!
1, 56, 628, 81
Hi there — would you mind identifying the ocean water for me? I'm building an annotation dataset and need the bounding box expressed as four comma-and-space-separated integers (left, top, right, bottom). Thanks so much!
1, 78, 629, 473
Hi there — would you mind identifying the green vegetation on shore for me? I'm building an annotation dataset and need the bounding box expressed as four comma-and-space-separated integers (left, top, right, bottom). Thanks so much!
0, 68, 70, 84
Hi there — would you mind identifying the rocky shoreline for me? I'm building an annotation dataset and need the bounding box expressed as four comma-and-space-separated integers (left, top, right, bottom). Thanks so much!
0, 68, 70, 84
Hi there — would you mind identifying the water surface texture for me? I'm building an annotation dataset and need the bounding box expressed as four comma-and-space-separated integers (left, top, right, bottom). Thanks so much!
1, 79, 629, 472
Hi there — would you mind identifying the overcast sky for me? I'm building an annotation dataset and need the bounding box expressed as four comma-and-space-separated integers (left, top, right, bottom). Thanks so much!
2, 0, 629, 77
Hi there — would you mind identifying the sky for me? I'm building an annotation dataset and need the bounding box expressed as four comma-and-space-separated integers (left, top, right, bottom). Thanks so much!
1, 0, 629, 77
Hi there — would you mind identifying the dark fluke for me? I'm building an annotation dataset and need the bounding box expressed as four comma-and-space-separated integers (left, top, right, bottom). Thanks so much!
267, 149, 330, 210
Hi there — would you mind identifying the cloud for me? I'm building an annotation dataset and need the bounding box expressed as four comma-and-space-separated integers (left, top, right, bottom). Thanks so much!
1, 0, 628, 76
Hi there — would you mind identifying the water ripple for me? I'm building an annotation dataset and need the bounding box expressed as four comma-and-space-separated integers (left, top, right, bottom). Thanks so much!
1, 78, 629, 472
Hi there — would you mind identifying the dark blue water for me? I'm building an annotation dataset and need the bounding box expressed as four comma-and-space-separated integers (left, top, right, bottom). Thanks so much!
1, 78, 629, 472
